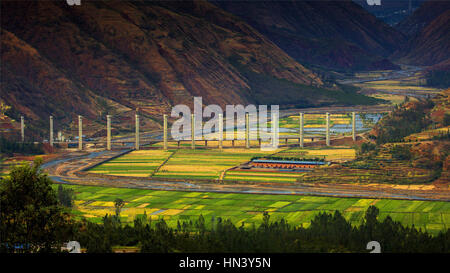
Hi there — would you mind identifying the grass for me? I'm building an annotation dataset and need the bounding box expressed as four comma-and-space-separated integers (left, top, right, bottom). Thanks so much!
59, 184, 450, 234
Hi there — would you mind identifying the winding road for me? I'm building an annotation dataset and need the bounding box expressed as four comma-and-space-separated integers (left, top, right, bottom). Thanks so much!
43, 149, 450, 202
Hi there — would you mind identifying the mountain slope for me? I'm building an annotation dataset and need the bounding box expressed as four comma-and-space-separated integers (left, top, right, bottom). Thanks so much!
395, 0, 449, 36
213, 0, 405, 71
0, 0, 321, 135
0, 0, 381, 137
393, 1, 450, 66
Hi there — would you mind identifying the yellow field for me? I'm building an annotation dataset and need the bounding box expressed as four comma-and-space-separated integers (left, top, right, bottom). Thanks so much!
369, 93, 416, 105
277, 147, 356, 161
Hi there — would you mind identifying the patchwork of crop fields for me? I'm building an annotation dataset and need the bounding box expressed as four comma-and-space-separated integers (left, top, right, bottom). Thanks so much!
356, 71, 441, 104
58, 184, 450, 234
152, 148, 281, 180
89, 148, 283, 179
88, 147, 357, 182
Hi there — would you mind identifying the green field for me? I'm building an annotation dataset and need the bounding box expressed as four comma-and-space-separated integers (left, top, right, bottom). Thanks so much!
89, 150, 173, 177
61, 184, 450, 234
89, 148, 285, 180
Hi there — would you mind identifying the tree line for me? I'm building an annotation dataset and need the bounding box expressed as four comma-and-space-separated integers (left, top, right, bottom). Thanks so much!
372, 99, 434, 145
0, 137, 44, 156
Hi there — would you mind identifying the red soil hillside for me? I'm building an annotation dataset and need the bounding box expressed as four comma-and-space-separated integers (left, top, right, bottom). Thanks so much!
1, 0, 330, 138
213, 0, 404, 71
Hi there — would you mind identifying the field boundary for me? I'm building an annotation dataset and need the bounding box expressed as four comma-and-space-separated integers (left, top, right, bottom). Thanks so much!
150, 150, 177, 177
80, 149, 133, 172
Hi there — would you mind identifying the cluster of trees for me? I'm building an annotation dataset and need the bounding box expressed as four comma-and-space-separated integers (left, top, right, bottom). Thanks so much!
426, 70, 450, 88
444, 113, 450, 127
70, 206, 450, 253
0, 137, 44, 156
358, 142, 377, 155
389, 145, 413, 161
0, 159, 74, 252
1, 159, 449, 253
57, 185, 75, 208
373, 100, 434, 144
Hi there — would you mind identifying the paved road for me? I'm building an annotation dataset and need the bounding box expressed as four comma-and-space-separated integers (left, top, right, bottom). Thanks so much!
43, 149, 450, 202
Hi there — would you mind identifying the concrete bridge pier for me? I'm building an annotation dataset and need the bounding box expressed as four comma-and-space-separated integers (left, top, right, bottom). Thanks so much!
245, 113, 250, 149
326, 112, 330, 146
352, 112, 356, 141
299, 112, 304, 148
163, 114, 168, 150
78, 115, 83, 150
135, 112, 140, 150
107, 115, 111, 150
191, 113, 195, 150
218, 113, 223, 149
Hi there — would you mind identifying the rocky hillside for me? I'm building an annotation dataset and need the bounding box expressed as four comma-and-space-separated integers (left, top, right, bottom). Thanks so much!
0, 0, 332, 137
213, 0, 404, 71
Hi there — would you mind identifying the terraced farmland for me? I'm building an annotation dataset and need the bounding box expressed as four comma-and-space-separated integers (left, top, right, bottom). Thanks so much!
301, 145, 438, 185
60, 184, 450, 234
152, 148, 282, 180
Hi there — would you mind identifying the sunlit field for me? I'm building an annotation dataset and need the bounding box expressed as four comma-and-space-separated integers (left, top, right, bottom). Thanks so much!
59, 184, 450, 234
87, 146, 357, 182
89, 150, 173, 177
152, 148, 282, 180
